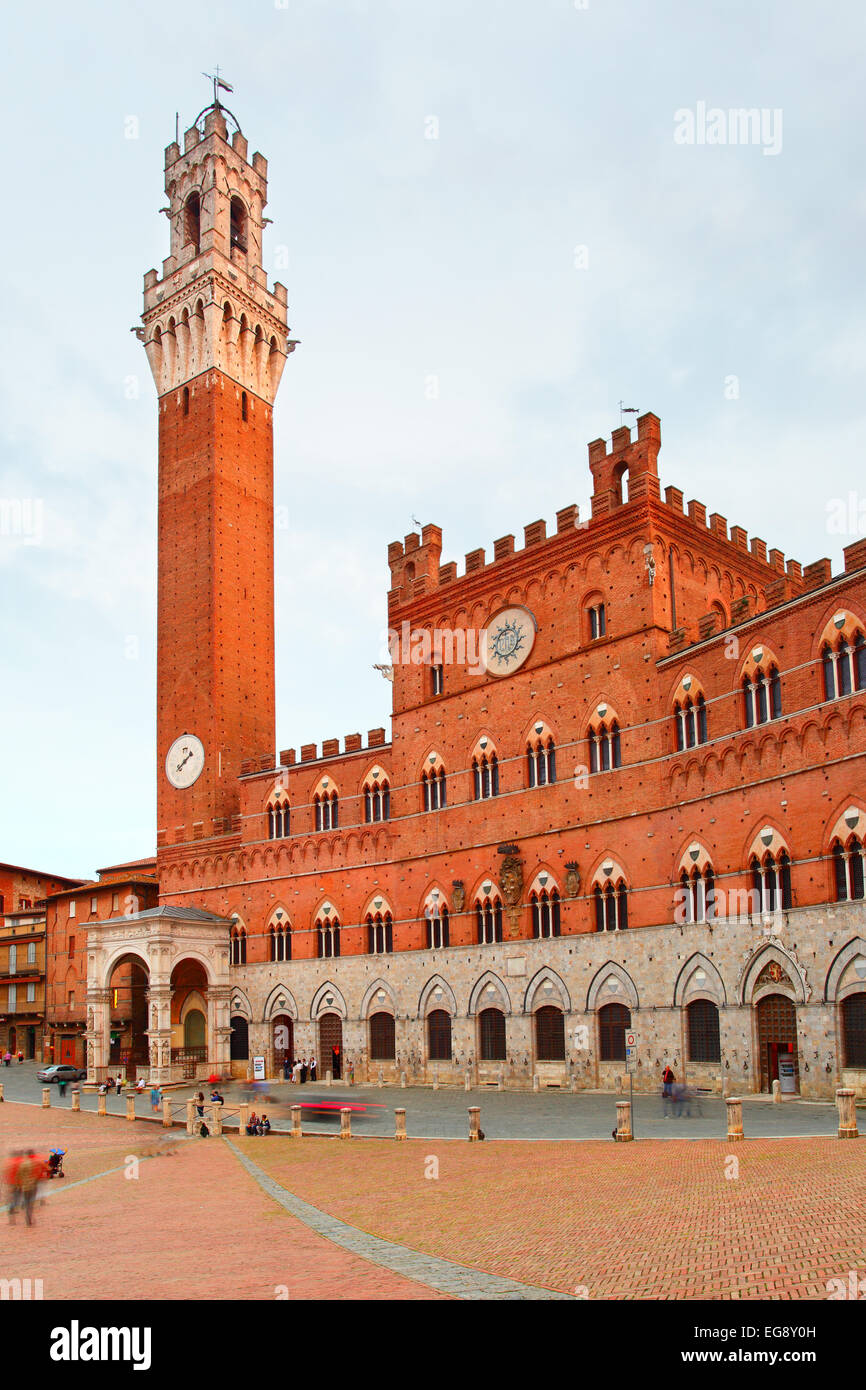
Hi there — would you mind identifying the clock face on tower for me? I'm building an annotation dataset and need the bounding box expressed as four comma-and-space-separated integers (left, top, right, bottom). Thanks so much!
165, 734, 205, 789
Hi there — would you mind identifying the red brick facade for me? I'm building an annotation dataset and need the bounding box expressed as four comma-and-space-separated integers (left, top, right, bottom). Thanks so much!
157, 416, 866, 963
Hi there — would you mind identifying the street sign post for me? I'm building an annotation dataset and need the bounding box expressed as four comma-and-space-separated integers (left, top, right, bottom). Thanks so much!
624, 1032, 638, 1137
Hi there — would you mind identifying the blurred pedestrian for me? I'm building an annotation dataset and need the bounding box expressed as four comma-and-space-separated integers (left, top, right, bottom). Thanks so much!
150, 1084, 161, 1114
309, 1055, 317, 1083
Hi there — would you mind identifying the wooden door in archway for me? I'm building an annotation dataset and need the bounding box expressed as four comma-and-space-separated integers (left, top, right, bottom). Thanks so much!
756, 993, 799, 1092
319, 1013, 343, 1079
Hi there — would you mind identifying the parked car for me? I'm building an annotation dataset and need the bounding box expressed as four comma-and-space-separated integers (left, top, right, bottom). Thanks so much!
36, 1064, 87, 1083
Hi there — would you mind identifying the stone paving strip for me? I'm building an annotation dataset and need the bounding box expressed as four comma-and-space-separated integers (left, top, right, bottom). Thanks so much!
224, 1137, 574, 1300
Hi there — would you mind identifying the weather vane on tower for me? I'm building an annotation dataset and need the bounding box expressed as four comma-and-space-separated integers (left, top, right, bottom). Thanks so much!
202, 66, 234, 109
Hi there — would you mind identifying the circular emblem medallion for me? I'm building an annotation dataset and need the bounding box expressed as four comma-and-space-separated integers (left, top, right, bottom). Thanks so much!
482, 606, 537, 677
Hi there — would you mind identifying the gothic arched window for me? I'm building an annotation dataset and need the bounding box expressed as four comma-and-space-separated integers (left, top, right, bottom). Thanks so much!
316, 915, 341, 959
527, 737, 556, 788
366, 911, 393, 955
475, 894, 503, 945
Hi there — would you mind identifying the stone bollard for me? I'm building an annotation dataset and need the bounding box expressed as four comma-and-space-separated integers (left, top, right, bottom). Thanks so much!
615, 1100, 633, 1142
42, 1087, 51, 1109
162, 1097, 172, 1128
395, 1108, 407, 1141
772, 1079, 781, 1104
126, 1095, 136, 1122
71, 1089, 80, 1112
211, 1102, 223, 1136
340, 1108, 352, 1140
464, 1070, 472, 1092
400, 1071, 407, 1089
497, 1069, 504, 1092
290, 1105, 302, 1138
186, 1099, 196, 1134
836, 1088, 859, 1140
377, 1067, 384, 1089
432, 1069, 439, 1091
325, 1070, 332, 1087
726, 1096, 745, 1142
238, 1103, 249, 1136
468, 1106, 481, 1142
532, 1073, 540, 1093
570, 1074, 579, 1094
97, 1091, 107, 1116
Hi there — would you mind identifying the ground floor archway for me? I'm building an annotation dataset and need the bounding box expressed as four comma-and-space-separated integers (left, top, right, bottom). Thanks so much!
756, 993, 799, 1092
84, 905, 233, 1087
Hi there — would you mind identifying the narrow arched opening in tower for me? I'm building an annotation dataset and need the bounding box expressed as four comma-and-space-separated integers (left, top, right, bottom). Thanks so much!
184, 192, 201, 253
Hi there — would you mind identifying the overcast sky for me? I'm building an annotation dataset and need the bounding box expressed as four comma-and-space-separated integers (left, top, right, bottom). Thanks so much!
1, 0, 864, 879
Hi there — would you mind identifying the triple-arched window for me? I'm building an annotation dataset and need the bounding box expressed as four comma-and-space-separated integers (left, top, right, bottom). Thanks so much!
317, 916, 341, 958
475, 894, 503, 944
743, 665, 782, 727
422, 766, 447, 811
230, 924, 247, 965
314, 791, 339, 831
823, 632, 866, 700
426, 902, 450, 949
531, 889, 561, 939
589, 722, 621, 773
678, 865, 716, 923
674, 695, 708, 750
364, 780, 390, 823
750, 851, 793, 913
527, 737, 556, 787
268, 922, 291, 962
473, 753, 499, 800
366, 911, 393, 955
268, 799, 290, 840
593, 880, 629, 931
832, 837, 865, 901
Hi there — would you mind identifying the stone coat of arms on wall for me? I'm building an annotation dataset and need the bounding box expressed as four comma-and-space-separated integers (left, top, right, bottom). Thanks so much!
565, 862, 581, 898
451, 880, 465, 914
499, 845, 524, 938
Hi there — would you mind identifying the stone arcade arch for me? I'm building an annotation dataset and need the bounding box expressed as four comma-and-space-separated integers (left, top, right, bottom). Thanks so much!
84, 906, 233, 1086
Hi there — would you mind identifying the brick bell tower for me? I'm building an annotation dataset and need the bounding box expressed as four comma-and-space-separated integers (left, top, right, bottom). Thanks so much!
141, 96, 296, 846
